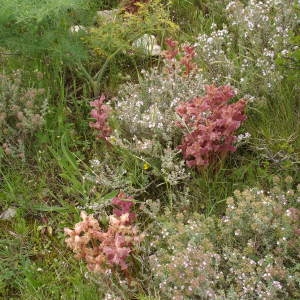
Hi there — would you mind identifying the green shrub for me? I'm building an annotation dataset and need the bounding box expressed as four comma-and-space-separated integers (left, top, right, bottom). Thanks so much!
80, 0, 178, 92
88, 0, 177, 57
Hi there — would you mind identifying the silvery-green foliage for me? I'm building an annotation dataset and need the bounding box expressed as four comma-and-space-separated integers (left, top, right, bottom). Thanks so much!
195, 0, 298, 95
149, 178, 300, 299
0, 70, 48, 158
115, 67, 206, 144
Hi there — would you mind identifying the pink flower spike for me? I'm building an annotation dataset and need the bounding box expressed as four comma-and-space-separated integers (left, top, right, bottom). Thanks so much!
176, 85, 247, 167
89, 94, 112, 139
64, 201, 143, 275
112, 192, 136, 223
90, 94, 106, 108
165, 38, 178, 49
103, 234, 131, 270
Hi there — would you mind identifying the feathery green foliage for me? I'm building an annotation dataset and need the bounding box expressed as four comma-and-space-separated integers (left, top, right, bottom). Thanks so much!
0, 0, 92, 63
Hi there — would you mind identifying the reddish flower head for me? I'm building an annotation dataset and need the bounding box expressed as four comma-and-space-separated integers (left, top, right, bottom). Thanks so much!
112, 192, 136, 223
176, 85, 247, 167
89, 94, 112, 139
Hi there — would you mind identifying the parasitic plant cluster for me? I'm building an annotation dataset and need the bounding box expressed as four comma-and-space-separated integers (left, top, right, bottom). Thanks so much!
89, 94, 112, 140
176, 85, 247, 167
64, 193, 143, 273
163, 38, 197, 76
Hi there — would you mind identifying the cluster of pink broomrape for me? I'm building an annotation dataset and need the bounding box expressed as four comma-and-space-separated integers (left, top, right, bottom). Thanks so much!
64, 193, 143, 273
176, 85, 246, 167
89, 91, 246, 168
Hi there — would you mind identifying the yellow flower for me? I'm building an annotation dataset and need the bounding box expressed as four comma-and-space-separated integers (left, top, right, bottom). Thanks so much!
143, 163, 150, 170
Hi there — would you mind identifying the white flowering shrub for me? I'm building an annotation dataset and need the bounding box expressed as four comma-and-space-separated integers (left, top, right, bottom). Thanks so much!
149, 177, 300, 299
114, 67, 205, 146
195, 0, 299, 95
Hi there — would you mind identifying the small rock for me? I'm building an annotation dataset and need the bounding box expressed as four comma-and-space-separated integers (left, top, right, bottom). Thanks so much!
70, 25, 86, 33
0, 207, 17, 220
132, 34, 161, 56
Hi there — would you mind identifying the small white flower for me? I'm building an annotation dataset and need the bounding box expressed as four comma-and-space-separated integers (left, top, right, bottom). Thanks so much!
207, 37, 214, 44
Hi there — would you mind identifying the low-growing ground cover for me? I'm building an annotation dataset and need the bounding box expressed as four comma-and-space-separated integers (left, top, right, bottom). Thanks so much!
0, 0, 299, 299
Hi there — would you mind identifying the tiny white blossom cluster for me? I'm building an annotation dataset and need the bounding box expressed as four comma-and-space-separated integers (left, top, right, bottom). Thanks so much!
149, 178, 299, 299
115, 66, 205, 143
195, 0, 298, 95
236, 132, 251, 143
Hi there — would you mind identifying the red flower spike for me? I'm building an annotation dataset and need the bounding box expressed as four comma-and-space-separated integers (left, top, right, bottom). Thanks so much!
180, 45, 197, 75
165, 38, 178, 48
112, 192, 136, 223
162, 38, 197, 75
103, 234, 131, 270
89, 94, 112, 140
64, 194, 143, 275
176, 85, 247, 167
163, 38, 179, 60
